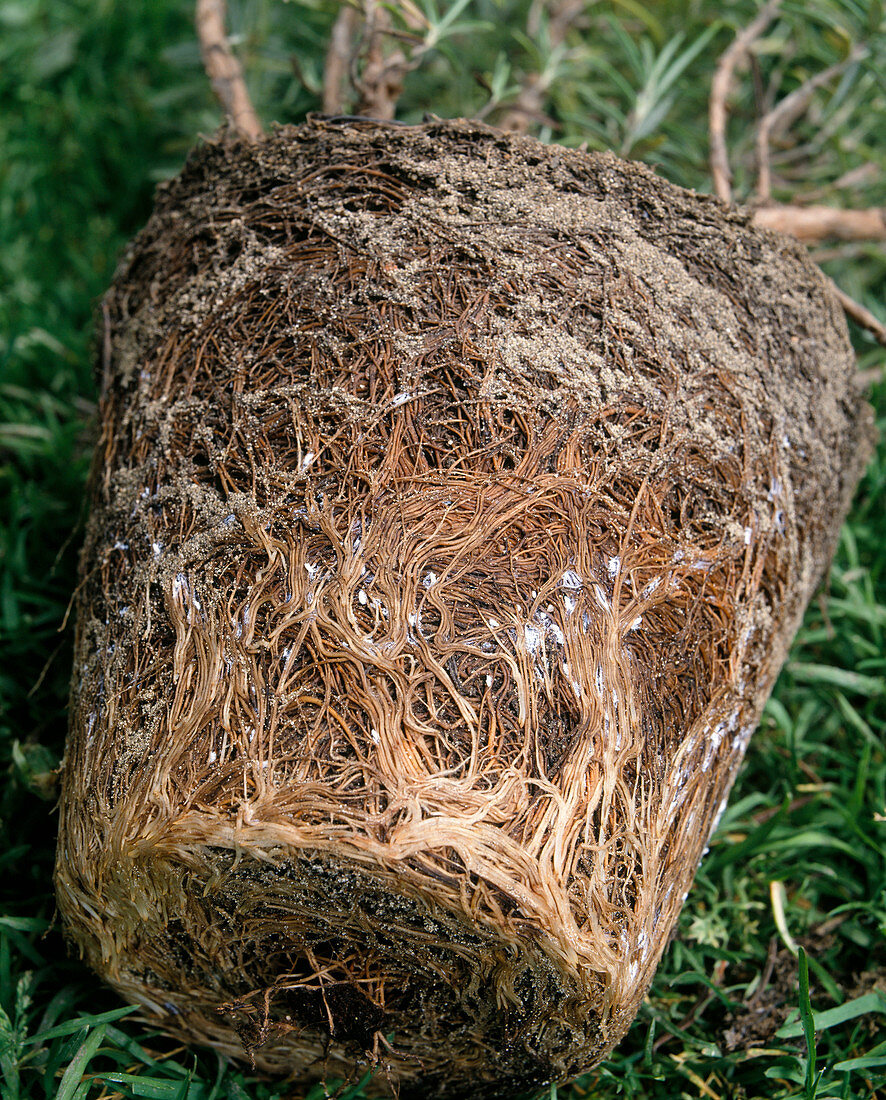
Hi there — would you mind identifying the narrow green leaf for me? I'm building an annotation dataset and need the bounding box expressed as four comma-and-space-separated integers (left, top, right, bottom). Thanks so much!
0, 918, 49, 934
778, 990, 886, 1038
97, 1072, 199, 1099
22, 1006, 136, 1046
55, 1024, 107, 1100
826, 596, 886, 627
833, 1053, 886, 1072
786, 662, 884, 695
609, 0, 666, 44
797, 948, 817, 1098
102, 1025, 190, 1076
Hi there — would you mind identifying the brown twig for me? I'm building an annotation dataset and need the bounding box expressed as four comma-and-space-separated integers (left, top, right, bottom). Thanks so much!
755, 46, 867, 203
752, 204, 886, 243
708, 12, 884, 349
859, 364, 886, 387
825, 162, 879, 194
356, 3, 408, 119
793, 163, 879, 207
342, 1, 429, 121
747, 937, 780, 1007
709, 0, 781, 203
498, 73, 550, 133
500, 0, 583, 133
323, 4, 361, 114
196, 0, 263, 141
830, 283, 886, 348
811, 243, 871, 264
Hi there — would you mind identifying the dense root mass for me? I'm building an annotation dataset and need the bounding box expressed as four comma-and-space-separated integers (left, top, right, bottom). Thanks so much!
56, 118, 873, 1098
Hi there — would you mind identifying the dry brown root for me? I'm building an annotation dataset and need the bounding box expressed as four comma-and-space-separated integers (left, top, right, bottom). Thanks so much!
56, 119, 873, 1098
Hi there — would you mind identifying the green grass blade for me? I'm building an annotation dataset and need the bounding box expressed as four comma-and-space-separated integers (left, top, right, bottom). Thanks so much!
21, 1006, 136, 1046
785, 663, 884, 695
55, 1024, 107, 1100
778, 991, 886, 1039
798, 947, 818, 1098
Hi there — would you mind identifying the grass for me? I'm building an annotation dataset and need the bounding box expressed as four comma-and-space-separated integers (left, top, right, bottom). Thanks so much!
1, 1, 884, 1097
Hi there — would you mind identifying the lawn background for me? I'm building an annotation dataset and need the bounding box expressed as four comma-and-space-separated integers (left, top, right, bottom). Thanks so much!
1, 1, 884, 1097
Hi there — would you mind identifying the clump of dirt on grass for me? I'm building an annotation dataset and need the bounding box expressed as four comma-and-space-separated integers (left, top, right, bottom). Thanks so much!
56, 118, 873, 1099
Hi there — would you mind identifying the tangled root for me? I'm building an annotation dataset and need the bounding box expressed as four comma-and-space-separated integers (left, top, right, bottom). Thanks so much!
56, 118, 873, 1098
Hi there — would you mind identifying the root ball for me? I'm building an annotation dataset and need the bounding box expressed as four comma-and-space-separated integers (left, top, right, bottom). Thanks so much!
57, 119, 873, 1098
